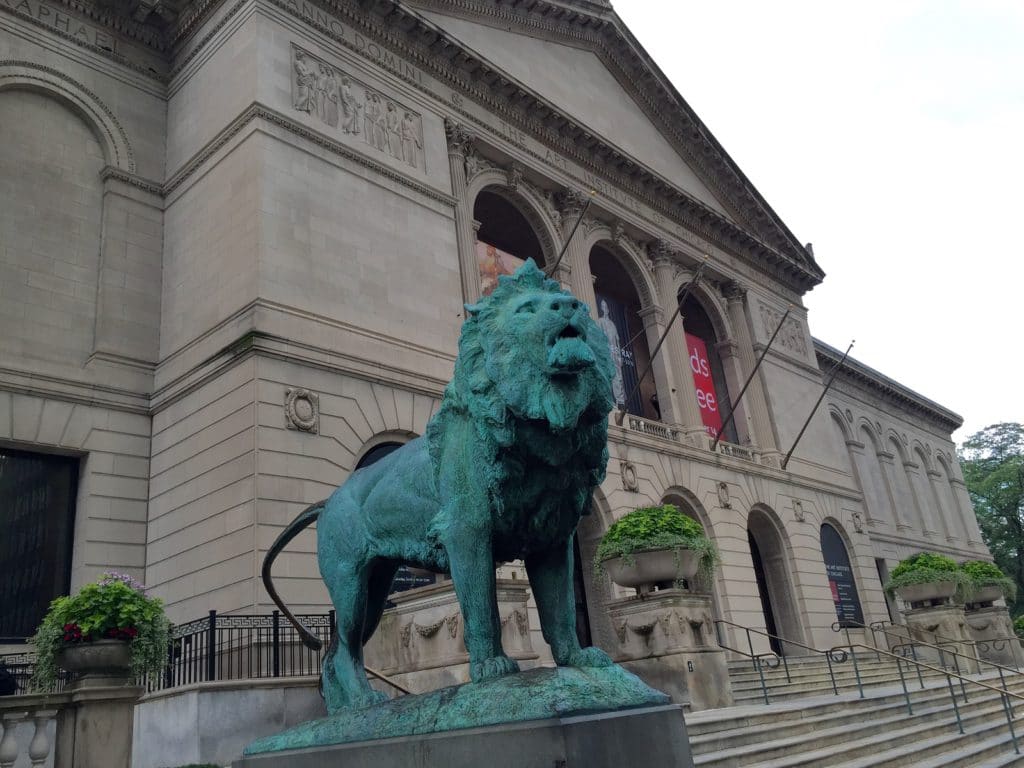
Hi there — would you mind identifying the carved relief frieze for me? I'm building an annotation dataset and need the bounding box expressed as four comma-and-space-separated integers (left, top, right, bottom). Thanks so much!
759, 302, 808, 356
292, 45, 424, 171
284, 387, 319, 433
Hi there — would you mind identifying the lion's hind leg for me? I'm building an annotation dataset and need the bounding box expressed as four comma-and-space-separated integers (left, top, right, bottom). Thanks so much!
322, 559, 388, 713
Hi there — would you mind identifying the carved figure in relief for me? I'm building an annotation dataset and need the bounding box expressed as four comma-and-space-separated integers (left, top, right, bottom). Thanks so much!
386, 102, 402, 158
293, 51, 316, 113
340, 77, 362, 135
262, 260, 616, 713
596, 298, 626, 406
401, 111, 421, 168
317, 63, 340, 128
364, 91, 379, 145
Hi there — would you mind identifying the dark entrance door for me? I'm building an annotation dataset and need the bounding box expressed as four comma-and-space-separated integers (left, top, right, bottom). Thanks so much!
748, 530, 781, 655
572, 535, 592, 648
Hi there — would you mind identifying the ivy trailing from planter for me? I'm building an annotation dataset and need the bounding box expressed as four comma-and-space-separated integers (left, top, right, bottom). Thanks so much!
961, 560, 1017, 603
30, 572, 171, 692
594, 504, 719, 584
883, 552, 971, 601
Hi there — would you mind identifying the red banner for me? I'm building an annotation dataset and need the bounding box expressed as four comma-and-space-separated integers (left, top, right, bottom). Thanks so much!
685, 333, 723, 437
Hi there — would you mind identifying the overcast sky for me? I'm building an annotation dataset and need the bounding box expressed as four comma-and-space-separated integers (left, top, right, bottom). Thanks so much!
614, 0, 1023, 444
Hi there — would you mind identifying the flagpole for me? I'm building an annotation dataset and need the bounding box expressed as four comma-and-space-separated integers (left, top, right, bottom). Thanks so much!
781, 341, 855, 470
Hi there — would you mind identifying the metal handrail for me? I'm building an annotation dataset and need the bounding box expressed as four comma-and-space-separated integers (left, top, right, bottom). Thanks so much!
715, 618, 854, 703
716, 618, 1022, 756
845, 641, 1022, 755
834, 619, 1023, 679
862, 618, 1019, 666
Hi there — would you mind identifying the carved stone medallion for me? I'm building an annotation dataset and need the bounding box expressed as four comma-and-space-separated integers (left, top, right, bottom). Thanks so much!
285, 388, 320, 433
620, 461, 639, 492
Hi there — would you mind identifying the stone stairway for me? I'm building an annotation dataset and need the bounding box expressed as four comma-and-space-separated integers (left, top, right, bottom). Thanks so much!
686, 655, 1024, 767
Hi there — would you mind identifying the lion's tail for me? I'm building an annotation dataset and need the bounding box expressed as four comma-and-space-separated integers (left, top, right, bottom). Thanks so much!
262, 500, 327, 651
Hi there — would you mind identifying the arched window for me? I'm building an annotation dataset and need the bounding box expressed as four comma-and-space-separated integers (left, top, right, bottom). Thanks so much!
355, 442, 434, 595
820, 522, 864, 627
474, 189, 545, 295
590, 245, 658, 419
680, 295, 737, 443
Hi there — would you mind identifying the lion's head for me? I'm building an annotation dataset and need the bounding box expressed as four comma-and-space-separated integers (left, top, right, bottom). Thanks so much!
428, 260, 615, 482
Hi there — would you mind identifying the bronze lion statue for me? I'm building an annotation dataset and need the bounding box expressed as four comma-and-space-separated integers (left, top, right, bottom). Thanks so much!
263, 259, 616, 713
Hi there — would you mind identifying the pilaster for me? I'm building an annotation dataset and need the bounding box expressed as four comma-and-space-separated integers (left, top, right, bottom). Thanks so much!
648, 240, 705, 443
722, 281, 779, 454
445, 119, 481, 304
554, 188, 589, 295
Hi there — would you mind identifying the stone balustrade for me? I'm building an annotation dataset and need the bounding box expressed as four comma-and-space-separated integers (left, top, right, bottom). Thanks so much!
0, 693, 69, 768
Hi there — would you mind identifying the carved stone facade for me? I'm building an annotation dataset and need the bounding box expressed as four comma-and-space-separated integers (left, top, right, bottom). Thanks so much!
0, 0, 991, 727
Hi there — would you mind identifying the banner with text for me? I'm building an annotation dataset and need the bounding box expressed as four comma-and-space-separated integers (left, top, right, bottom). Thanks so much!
595, 292, 642, 416
685, 332, 724, 438
820, 523, 864, 627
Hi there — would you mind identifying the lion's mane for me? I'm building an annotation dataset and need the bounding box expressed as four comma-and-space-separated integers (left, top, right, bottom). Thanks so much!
426, 260, 615, 518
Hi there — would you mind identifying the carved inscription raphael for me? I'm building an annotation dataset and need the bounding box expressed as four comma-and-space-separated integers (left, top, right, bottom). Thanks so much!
291, 45, 424, 171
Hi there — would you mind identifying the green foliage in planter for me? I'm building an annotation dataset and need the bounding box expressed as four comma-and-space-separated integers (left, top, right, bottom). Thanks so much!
961, 560, 1018, 602
883, 552, 969, 599
1014, 615, 1024, 639
594, 504, 719, 582
30, 572, 171, 691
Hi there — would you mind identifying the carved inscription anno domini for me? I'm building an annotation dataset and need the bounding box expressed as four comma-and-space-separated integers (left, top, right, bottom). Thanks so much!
292, 45, 424, 171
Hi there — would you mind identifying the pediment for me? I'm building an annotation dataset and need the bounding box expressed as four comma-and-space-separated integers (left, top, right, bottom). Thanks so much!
416, 8, 735, 221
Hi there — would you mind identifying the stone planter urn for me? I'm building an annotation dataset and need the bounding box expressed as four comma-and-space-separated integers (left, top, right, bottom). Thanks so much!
895, 580, 957, 606
603, 548, 700, 593
57, 639, 132, 680
970, 585, 1004, 605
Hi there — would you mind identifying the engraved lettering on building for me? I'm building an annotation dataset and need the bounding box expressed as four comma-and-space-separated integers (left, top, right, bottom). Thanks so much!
291, 45, 424, 171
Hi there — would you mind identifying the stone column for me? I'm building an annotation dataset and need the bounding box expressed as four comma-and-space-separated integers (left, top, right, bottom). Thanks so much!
636, 304, 681, 426
721, 281, 779, 453
444, 119, 481, 304
648, 241, 706, 443
554, 188, 589, 295
714, 338, 754, 446
949, 475, 983, 544
878, 450, 914, 532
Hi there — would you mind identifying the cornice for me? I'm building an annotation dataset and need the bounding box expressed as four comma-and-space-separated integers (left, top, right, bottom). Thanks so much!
814, 338, 962, 433
402, 0, 822, 285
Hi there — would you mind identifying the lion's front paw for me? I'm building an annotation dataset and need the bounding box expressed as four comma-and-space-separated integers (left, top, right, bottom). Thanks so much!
561, 646, 613, 668
471, 654, 520, 682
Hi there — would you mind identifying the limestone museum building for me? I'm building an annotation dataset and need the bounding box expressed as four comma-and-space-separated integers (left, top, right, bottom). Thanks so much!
0, 0, 988, 674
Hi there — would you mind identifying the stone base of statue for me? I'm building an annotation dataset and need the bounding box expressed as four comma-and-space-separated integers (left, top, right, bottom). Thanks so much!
238, 665, 693, 768
606, 589, 733, 711
902, 603, 981, 674
965, 605, 1024, 668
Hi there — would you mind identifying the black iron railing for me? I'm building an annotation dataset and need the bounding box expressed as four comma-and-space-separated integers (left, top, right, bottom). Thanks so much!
156, 610, 334, 691
1, 611, 336, 694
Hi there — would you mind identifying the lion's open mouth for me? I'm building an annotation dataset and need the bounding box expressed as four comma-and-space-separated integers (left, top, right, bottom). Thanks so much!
547, 324, 594, 373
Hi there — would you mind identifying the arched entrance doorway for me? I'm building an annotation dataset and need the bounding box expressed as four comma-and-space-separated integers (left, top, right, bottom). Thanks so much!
747, 507, 802, 654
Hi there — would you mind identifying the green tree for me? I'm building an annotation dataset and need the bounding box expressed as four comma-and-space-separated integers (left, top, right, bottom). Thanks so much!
959, 423, 1024, 613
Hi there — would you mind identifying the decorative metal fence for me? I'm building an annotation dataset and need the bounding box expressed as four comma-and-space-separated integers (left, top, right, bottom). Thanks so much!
1, 611, 335, 695
155, 610, 335, 691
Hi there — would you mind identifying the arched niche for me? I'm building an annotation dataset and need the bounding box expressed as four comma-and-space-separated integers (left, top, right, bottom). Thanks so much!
353, 434, 433, 595
819, 520, 865, 627
887, 435, 926, 533
0, 62, 134, 172
590, 242, 659, 420
747, 505, 804, 653
469, 176, 558, 295
661, 488, 724, 613
855, 424, 897, 529
935, 454, 970, 541
0, 85, 107, 367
